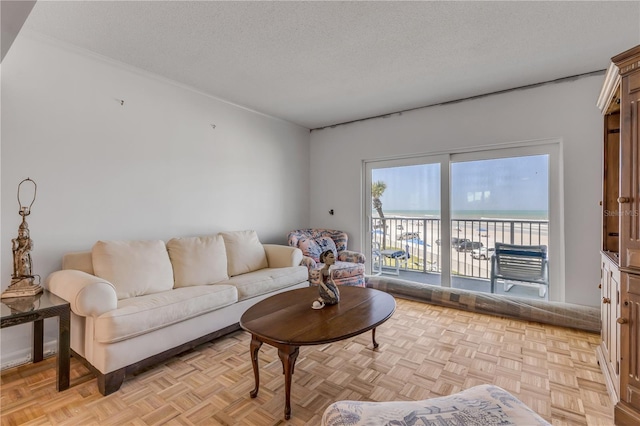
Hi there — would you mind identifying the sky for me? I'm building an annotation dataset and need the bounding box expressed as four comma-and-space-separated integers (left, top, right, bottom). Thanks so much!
372, 154, 549, 213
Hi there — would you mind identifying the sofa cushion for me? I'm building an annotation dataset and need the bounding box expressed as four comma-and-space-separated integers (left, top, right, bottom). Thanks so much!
94, 285, 238, 343
221, 266, 308, 301
92, 240, 174, 300
220, 230, 268, 276
167, 235, 228, 287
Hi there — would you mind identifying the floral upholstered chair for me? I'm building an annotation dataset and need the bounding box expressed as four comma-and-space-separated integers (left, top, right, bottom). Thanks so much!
287, 229, 366, 287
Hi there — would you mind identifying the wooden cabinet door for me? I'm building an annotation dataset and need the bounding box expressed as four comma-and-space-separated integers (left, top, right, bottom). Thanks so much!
619, 71, 640, 270
602, 255, 621, 396
612, 267, 621, 394
621, 272, 640, 408
603, 258, 613, 358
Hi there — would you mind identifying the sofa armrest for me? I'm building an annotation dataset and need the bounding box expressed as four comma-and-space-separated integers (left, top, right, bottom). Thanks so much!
339, 250, 365, 264
263, 244, 303, 268
45, 270, 117, 317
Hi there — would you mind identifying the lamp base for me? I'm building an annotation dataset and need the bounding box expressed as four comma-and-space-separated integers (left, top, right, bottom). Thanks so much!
1, 277, 43, 299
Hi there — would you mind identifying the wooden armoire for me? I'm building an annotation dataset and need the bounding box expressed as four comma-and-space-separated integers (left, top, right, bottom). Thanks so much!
597, 45, 640, 425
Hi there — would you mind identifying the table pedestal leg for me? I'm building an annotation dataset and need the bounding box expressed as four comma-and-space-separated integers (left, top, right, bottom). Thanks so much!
249, 336, 263, 398
277, 345, 300, 420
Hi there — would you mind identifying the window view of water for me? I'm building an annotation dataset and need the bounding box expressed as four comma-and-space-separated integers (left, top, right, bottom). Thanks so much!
370, 154, 550, 300
384, 209, 548, 220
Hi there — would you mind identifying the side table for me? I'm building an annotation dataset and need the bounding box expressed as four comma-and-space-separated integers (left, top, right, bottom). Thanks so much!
1, 290, 70, 391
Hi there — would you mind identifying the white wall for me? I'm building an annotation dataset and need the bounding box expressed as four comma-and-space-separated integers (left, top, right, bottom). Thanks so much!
309, 75, 603, 308
0, 34, 311, 367
0, 32, 606, 368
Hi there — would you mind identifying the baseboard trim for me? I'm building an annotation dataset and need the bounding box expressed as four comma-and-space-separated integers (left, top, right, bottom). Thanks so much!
616, 400, 640, 425
1, 340, 58, 370
596, 344, 620, 406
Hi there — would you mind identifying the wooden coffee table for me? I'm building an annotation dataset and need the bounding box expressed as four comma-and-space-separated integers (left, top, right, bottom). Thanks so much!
239, 286, 396, 419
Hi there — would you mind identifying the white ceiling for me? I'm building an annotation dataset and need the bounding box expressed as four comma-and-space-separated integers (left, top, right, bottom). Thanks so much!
18, 1, 640, 129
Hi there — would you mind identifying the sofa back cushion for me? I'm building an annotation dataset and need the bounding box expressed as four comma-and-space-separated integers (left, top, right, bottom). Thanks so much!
92, 240, 174, 300
167, 235, 229, 287
220, 230, 268, 276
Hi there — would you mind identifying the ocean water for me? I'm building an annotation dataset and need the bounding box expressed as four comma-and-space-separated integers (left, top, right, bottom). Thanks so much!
382, 209, 548, 220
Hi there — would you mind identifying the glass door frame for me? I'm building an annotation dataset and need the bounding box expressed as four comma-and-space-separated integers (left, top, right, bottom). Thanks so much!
364, 153, 451, 287
363, 138, 564, 301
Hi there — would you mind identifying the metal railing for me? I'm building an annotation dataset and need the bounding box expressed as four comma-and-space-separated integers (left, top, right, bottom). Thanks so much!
372, 216, 548, 279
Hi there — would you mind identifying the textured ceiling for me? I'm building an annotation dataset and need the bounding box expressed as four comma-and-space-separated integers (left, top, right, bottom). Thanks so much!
20, 1, 640, 129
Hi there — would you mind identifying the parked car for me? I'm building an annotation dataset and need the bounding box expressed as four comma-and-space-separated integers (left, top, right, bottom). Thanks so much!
472, 247, 495, 259
398, 232, 420, 240
456, 241, 483, 252
452, 238, 471, 249
436, 237, 470, 249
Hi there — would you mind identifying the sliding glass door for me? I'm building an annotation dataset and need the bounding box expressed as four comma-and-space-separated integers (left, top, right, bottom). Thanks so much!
364, 141, 562, 301
449, 153, 549, 294
366, 155, 446, 286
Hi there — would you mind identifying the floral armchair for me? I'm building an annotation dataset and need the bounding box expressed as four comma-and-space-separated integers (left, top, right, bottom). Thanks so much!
287, 229, 366, 287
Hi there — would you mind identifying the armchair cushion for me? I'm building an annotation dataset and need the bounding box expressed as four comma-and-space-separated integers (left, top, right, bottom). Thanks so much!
309, 261, 366, 287
288, 229, 349, 254
298, 237, 323, 262
339, 249, 366, 264
315, 236, 338, 257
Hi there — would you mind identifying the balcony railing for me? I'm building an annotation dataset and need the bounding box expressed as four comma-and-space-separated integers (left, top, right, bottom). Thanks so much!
372, 216, 548, 280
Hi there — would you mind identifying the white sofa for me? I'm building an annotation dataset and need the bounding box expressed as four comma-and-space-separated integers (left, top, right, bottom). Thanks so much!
45, 230, 308, 395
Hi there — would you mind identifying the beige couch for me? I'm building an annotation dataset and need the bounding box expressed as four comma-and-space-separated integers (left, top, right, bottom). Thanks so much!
45, 230, 308, 395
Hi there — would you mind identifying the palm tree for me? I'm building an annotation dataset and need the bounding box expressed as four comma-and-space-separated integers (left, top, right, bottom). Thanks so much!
372, 181, 386, 218
372, 181, 387, 249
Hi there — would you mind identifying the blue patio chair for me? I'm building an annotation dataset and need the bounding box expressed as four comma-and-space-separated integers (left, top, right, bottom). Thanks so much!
490, 243, 548, 297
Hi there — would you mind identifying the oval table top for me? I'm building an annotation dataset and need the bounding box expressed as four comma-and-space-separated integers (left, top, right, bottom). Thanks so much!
240, 286, 396, 346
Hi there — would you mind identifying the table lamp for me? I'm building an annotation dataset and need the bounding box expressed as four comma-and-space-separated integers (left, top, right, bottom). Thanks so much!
1, 178, 43, 298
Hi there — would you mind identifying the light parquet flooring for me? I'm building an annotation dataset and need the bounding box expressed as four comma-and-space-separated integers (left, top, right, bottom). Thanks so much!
1, 298, 614, 425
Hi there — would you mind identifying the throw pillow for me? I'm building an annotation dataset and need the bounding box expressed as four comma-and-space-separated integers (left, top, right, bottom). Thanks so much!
92, 240, 174, 300
298, 237, 322, 262
315, 236, 338, 259
167, 235, 229, 287
220, 230, 268, 276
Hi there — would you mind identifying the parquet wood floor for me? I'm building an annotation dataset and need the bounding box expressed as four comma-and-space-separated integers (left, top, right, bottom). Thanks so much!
1, 298, 613, 425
